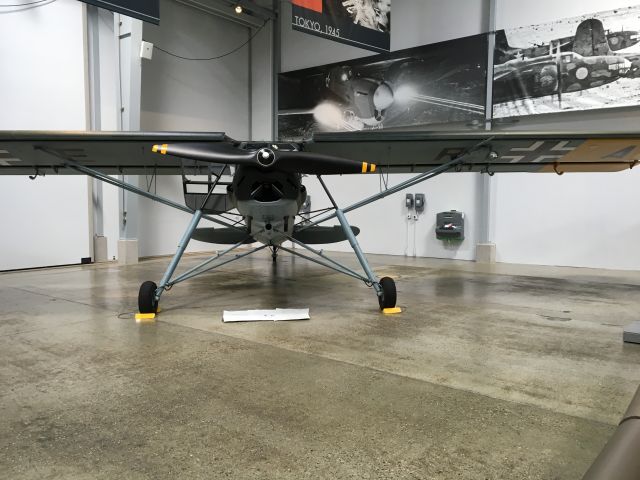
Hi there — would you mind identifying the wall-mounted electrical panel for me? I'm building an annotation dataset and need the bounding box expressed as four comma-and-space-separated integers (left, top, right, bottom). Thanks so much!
405, 193, 414, 209
436, 210, 464, 241
414, 193, 425, 213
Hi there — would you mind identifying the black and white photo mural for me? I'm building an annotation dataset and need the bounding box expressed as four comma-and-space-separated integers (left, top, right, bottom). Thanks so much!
291, 0, 390, 52
493, 5, 640, 118
278, 34, 488, 141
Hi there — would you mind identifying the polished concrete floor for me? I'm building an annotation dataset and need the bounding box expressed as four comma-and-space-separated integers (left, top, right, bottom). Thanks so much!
1, 250, 640, 479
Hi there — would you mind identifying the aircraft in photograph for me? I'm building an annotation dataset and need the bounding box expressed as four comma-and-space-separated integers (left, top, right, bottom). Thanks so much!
493, 19, 633, 105
321, 65, 395, 128
1, 129, 640, 315
281, 58, 485, 133
494, 25, 639, 64
278, 64, 401, 132
278, 33, 487, 137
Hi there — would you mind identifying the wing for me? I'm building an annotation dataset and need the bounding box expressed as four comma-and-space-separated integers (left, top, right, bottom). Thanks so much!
0, 131, 231, 175
301, 130, 640, 174
2, 130, 640, 177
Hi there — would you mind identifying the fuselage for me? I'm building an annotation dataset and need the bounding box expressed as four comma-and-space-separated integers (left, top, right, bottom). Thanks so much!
493, 52, 632, 103
229, 165, 307, 246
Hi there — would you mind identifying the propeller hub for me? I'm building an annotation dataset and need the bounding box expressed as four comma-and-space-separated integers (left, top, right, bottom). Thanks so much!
257, 148, 276, 167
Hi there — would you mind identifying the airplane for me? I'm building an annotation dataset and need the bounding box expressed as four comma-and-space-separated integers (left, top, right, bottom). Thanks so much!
494, 24, 640, 64
493, 19, 633, 105
1, 129, 640, 317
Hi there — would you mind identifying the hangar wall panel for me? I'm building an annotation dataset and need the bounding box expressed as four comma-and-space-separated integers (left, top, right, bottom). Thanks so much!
0, 0, 91, 270
251, 20, 274, 141
138, 0, 251, 258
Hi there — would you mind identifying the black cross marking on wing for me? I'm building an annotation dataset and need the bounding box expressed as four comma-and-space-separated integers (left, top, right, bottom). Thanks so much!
499, 140, 581, 164
0, 150, 22, 166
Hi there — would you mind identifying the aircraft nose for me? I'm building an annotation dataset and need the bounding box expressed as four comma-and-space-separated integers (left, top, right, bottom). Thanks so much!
373, 82, 394, 111
256, 148, 276, 167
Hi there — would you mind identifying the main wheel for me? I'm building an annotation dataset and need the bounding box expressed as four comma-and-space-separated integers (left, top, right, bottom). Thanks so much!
138, 281, 159, 314
377, 277, 397, 310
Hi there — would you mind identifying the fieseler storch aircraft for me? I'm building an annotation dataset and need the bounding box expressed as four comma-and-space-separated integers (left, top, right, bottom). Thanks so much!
1, 130, 640, 316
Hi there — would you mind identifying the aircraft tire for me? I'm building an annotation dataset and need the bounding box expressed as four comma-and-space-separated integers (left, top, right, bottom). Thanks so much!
378, 277, 397, 310
138, 281, 159, 314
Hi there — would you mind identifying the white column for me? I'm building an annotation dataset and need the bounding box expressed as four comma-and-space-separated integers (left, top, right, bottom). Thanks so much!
476, 0, 497, 263
86, 5, 109, 262
115, 14, 143, 264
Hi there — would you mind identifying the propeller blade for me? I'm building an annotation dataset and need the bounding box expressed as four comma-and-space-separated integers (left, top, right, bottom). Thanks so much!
151, 142, 256, 165
151, 143, 377, 175
275, 150, 377, 175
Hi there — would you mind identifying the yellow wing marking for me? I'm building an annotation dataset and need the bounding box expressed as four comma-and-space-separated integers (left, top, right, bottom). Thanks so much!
151, 144, 168, 154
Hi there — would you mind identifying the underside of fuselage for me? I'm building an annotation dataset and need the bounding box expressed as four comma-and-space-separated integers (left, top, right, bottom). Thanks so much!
232, 165, 304, 245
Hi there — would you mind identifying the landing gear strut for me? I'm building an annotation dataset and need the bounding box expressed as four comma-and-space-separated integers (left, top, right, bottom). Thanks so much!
284, 175, 399, 311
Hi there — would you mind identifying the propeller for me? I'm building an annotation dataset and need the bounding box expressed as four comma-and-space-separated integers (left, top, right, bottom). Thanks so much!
151, 142, 377, 175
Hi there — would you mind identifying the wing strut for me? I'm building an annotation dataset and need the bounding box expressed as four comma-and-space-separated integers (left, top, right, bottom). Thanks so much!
281, 135, 492, 311
279, 137, 494, 311
36, 146, 244, 232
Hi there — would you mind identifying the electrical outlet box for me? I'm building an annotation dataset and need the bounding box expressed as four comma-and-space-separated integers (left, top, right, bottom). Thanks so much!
414, 193, 425, 213
436, 210, 464, 241
140, 41, 154, 60
405, 193, 414, 209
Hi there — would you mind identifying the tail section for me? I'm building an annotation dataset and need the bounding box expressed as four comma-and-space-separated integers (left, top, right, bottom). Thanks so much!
495, 30, 511, 52
573, 19, 611, 57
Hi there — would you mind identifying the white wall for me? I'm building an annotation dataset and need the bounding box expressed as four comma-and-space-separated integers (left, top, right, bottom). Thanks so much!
138, 0, 252, 258
0, 0, 91, 270
303, 173, 479, 260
